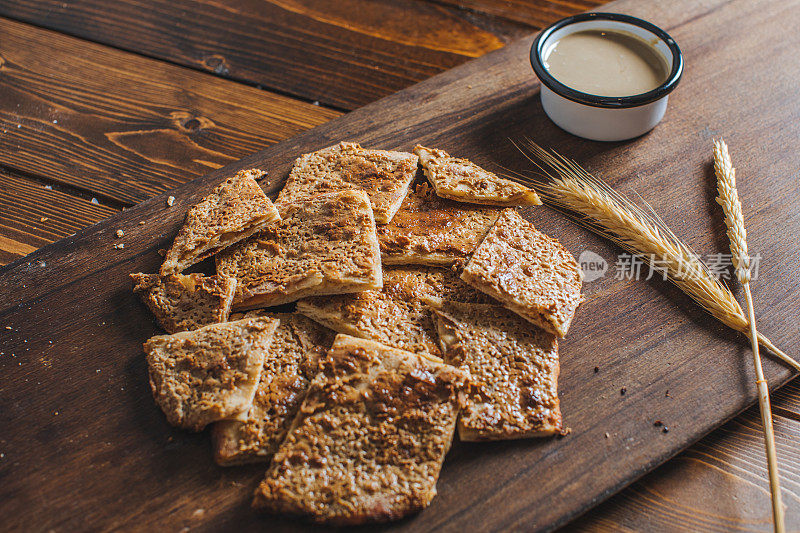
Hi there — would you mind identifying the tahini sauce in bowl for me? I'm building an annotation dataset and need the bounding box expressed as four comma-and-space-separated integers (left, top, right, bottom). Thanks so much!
530, 13, 683, 141
543, 30, 669, 97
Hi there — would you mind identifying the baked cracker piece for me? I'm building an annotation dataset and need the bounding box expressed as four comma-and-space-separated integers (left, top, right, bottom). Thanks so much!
144, 316, 279, 431
216, 190, 382, 310
461, 209, 583, 337
296, 266, 492, 358
212, 312, 335, 466
252, 334, 470, 525
414, 145, 541, 206
430, 301, 561, 440
377, 182, 500, 266
130, 272, 236, 334
277, 142, 418, 224
160, 169, 280, 275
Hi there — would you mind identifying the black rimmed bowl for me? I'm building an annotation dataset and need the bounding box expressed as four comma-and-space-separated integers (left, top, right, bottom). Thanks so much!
530, 13, 683, 141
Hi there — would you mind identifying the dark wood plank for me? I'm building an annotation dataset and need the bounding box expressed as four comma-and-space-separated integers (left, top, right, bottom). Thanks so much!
0, 17, 340, 205
1, 0, 799, 531
430, 0, 606, 28
569, 408, 800, 531
0, 0, 513, 110
0, 170, 117, 265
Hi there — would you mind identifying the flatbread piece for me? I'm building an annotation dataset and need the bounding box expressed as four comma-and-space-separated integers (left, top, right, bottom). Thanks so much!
277, 142, 417, 223
213, 312, 335, 465
377, 182, 500, 266
252, 334, 470, 525
415, 145, 541, 206
161, 169, 280, 274
461, 209, 583, 337
130, 272, 236, 333
217, 190, 382, 310
297, 266, 492, 358
144, 316, 279, 431
431, 301, 561, 440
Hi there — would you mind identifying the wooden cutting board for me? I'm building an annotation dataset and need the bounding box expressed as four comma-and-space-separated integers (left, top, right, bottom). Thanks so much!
2, 0, 799, 530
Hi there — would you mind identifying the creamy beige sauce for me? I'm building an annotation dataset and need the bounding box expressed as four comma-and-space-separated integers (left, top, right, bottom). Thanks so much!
543, 29, 669, 97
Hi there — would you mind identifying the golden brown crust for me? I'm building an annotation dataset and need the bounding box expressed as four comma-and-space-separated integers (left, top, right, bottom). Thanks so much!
212, 313, 335, 466
414, 145, 541, 206
252, 334, 469, 525
143, 317, 280, 431
130, 273, 236, 334
216, 190, 383, 310
461, 209, 583, 337
377, 183, 500, 266
296, 267, 492, 358
277, 142, 418, 224
430, 301, 561, 440
160, 169, 280, 274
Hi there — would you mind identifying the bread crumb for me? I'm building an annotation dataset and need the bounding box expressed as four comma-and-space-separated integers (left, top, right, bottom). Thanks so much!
191, 509, 205, 519
40, 217, 49, 222
91, 198, 99, 205
139, 220, 146, 225
113, 243, 124, 249
604, 432, 610, 439
115, 229, 124, 238
167, 196, 175, 207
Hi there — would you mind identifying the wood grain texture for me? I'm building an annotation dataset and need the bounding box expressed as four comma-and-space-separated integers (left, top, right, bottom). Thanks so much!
2, 0, 800, 531
0, 170, 117, 265
0, 0, 513, 110
570, 408, 800, 532
431, 0, 605, 28
0, 18, 340, 205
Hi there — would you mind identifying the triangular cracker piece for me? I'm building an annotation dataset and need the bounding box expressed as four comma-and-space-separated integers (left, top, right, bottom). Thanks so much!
252, 334, 470, 525
160, 169, 280, 274
414, 145, 541, 206
277, 142, 418, 223
377, 182, 500, 266
144, 316, 279, 431
130, 272, 236, 333
212, 313, 335, 466
461, 209, 583, 337
430, 301, 561, 440
296, 266, 492, 358
216, 190, 382, 310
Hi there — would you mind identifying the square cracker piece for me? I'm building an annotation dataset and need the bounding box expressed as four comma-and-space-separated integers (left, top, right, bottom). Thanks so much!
461, 209, 583, 337
414, 145, 541, 206
212, 312, 335, 466
252, 334, 470, 525
430, 301, 561, 440
131, 272, 236, 334
277, 142, 418, 224
296, 266, 492, 358
144, 316, 279, 431
161, 169, 280, 274
216, 189, 383, 310
377, 182, 500, 266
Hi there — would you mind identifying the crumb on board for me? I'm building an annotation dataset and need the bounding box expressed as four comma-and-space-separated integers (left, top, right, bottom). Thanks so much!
139, 221, 146, 225
91, 198, 99, 205
113, 243, 124, 249
40, 217, 49, 222
594, 366, 599, 373
167, 195, 175, 207
604, 432, 610, 439
115, 229, 124, 238
620, 387, 627, 395
558, 427, 572, 438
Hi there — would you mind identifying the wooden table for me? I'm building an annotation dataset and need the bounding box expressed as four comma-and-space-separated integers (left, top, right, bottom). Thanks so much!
1, 1, 798, 530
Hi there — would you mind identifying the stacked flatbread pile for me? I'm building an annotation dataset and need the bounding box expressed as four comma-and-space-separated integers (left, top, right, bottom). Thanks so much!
132, 142, 584, 525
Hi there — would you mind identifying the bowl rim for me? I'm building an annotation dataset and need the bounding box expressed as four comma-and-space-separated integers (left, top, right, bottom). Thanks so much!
530, 12, 683, 109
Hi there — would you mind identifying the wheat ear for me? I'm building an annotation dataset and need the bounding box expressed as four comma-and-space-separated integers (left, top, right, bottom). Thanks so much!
714, 138, 784, 532
509, 139, 799, 373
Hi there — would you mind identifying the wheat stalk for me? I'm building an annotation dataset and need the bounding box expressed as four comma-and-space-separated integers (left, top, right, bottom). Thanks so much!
714, 138, 784, 532
508, 139, 799, 373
